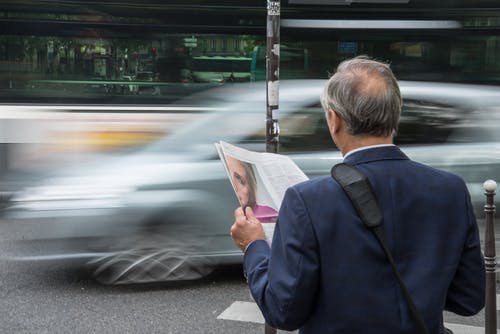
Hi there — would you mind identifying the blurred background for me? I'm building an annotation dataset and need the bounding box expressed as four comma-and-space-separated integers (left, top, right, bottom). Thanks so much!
1, 0, 500, 284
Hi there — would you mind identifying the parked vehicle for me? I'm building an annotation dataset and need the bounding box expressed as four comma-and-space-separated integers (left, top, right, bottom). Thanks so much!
189, 56, 251, 83
86, 76, 111, 94
121, 75, 138, 94
134, 71, 159, 95
1, 80, 499, 284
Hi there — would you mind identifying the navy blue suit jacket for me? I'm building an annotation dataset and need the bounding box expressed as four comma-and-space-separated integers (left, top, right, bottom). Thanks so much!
244, 146, 485, 333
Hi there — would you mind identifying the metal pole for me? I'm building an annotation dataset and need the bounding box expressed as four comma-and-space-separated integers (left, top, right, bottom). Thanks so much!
0, 143, 8, 177
264, 1, 280, 333
483, 179, 497, 334
266, 0, 280, 154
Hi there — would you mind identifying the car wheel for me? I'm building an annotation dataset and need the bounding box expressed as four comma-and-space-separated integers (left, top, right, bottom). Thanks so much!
86, 223, 216, 285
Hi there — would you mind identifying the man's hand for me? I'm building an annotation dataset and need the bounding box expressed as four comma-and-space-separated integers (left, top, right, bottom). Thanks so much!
230, 206, 266, 252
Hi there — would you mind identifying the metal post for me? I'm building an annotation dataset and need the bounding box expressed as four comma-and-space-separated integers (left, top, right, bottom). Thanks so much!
0, 144, 8, 177
483, 179, 497, 334
264, 1, 280, 333
265, 323, 277, 334
266, 0, 280, 154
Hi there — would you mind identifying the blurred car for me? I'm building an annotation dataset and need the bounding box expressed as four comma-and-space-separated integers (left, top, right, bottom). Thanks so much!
1, 80, 500, 284
191, 71, 225, 84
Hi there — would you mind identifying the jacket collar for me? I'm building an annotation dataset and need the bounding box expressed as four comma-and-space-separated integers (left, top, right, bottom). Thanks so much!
343, 145, 409, 166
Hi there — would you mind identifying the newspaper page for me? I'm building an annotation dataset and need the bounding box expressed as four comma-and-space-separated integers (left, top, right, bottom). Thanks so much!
215, 141, 308, 244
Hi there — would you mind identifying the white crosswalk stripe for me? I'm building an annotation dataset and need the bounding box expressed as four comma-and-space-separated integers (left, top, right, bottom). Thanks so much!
445, 323, 485, 334
217, 301, 264, 324
218, 300, 494, 334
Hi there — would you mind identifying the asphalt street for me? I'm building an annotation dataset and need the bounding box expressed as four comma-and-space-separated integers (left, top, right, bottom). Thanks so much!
0, 218, 497, 333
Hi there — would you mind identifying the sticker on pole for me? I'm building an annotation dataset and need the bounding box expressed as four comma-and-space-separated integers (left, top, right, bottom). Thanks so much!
267, 1, 280, 16
268, 80, 279, 107
272, 44, 280, 56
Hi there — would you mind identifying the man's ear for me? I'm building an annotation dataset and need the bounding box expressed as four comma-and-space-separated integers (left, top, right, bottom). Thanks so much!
329, 109, 342, 134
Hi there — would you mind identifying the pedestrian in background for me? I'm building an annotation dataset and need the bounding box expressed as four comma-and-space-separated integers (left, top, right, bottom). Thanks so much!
230, 55, 485, 333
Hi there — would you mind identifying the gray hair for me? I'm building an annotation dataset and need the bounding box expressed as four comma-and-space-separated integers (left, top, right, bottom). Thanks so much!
320, 56, 401, 137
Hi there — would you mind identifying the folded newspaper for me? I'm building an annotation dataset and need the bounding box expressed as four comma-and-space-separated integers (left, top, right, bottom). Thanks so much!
215, 141, 309, 244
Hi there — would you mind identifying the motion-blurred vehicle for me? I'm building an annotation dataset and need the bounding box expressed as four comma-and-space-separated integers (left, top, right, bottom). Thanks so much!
191, 71, 225, 84
1, 80, 500, 284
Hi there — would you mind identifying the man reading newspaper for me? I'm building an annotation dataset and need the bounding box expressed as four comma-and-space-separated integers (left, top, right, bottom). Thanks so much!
216, 140, 308, 244
229, 56, 485, 333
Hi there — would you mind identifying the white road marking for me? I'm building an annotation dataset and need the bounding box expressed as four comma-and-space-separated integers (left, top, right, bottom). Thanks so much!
217, 301, 264, 324
445, 323, 485, 334
217, 300, 490, 334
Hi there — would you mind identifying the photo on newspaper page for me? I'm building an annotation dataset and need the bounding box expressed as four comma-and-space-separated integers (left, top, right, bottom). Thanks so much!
215, 141, 309, 244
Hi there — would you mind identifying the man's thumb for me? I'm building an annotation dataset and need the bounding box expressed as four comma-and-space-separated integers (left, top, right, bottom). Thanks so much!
245, 206, 258, 222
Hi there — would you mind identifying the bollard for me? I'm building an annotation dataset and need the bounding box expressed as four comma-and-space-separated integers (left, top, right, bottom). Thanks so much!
483, 179, 497, 334
265, 323, 276, 334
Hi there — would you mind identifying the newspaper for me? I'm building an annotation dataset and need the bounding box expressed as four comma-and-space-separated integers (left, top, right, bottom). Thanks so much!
215, 141, 309, 244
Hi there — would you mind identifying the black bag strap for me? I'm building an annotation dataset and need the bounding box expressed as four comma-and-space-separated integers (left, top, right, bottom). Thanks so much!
331, 163, 430, 334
